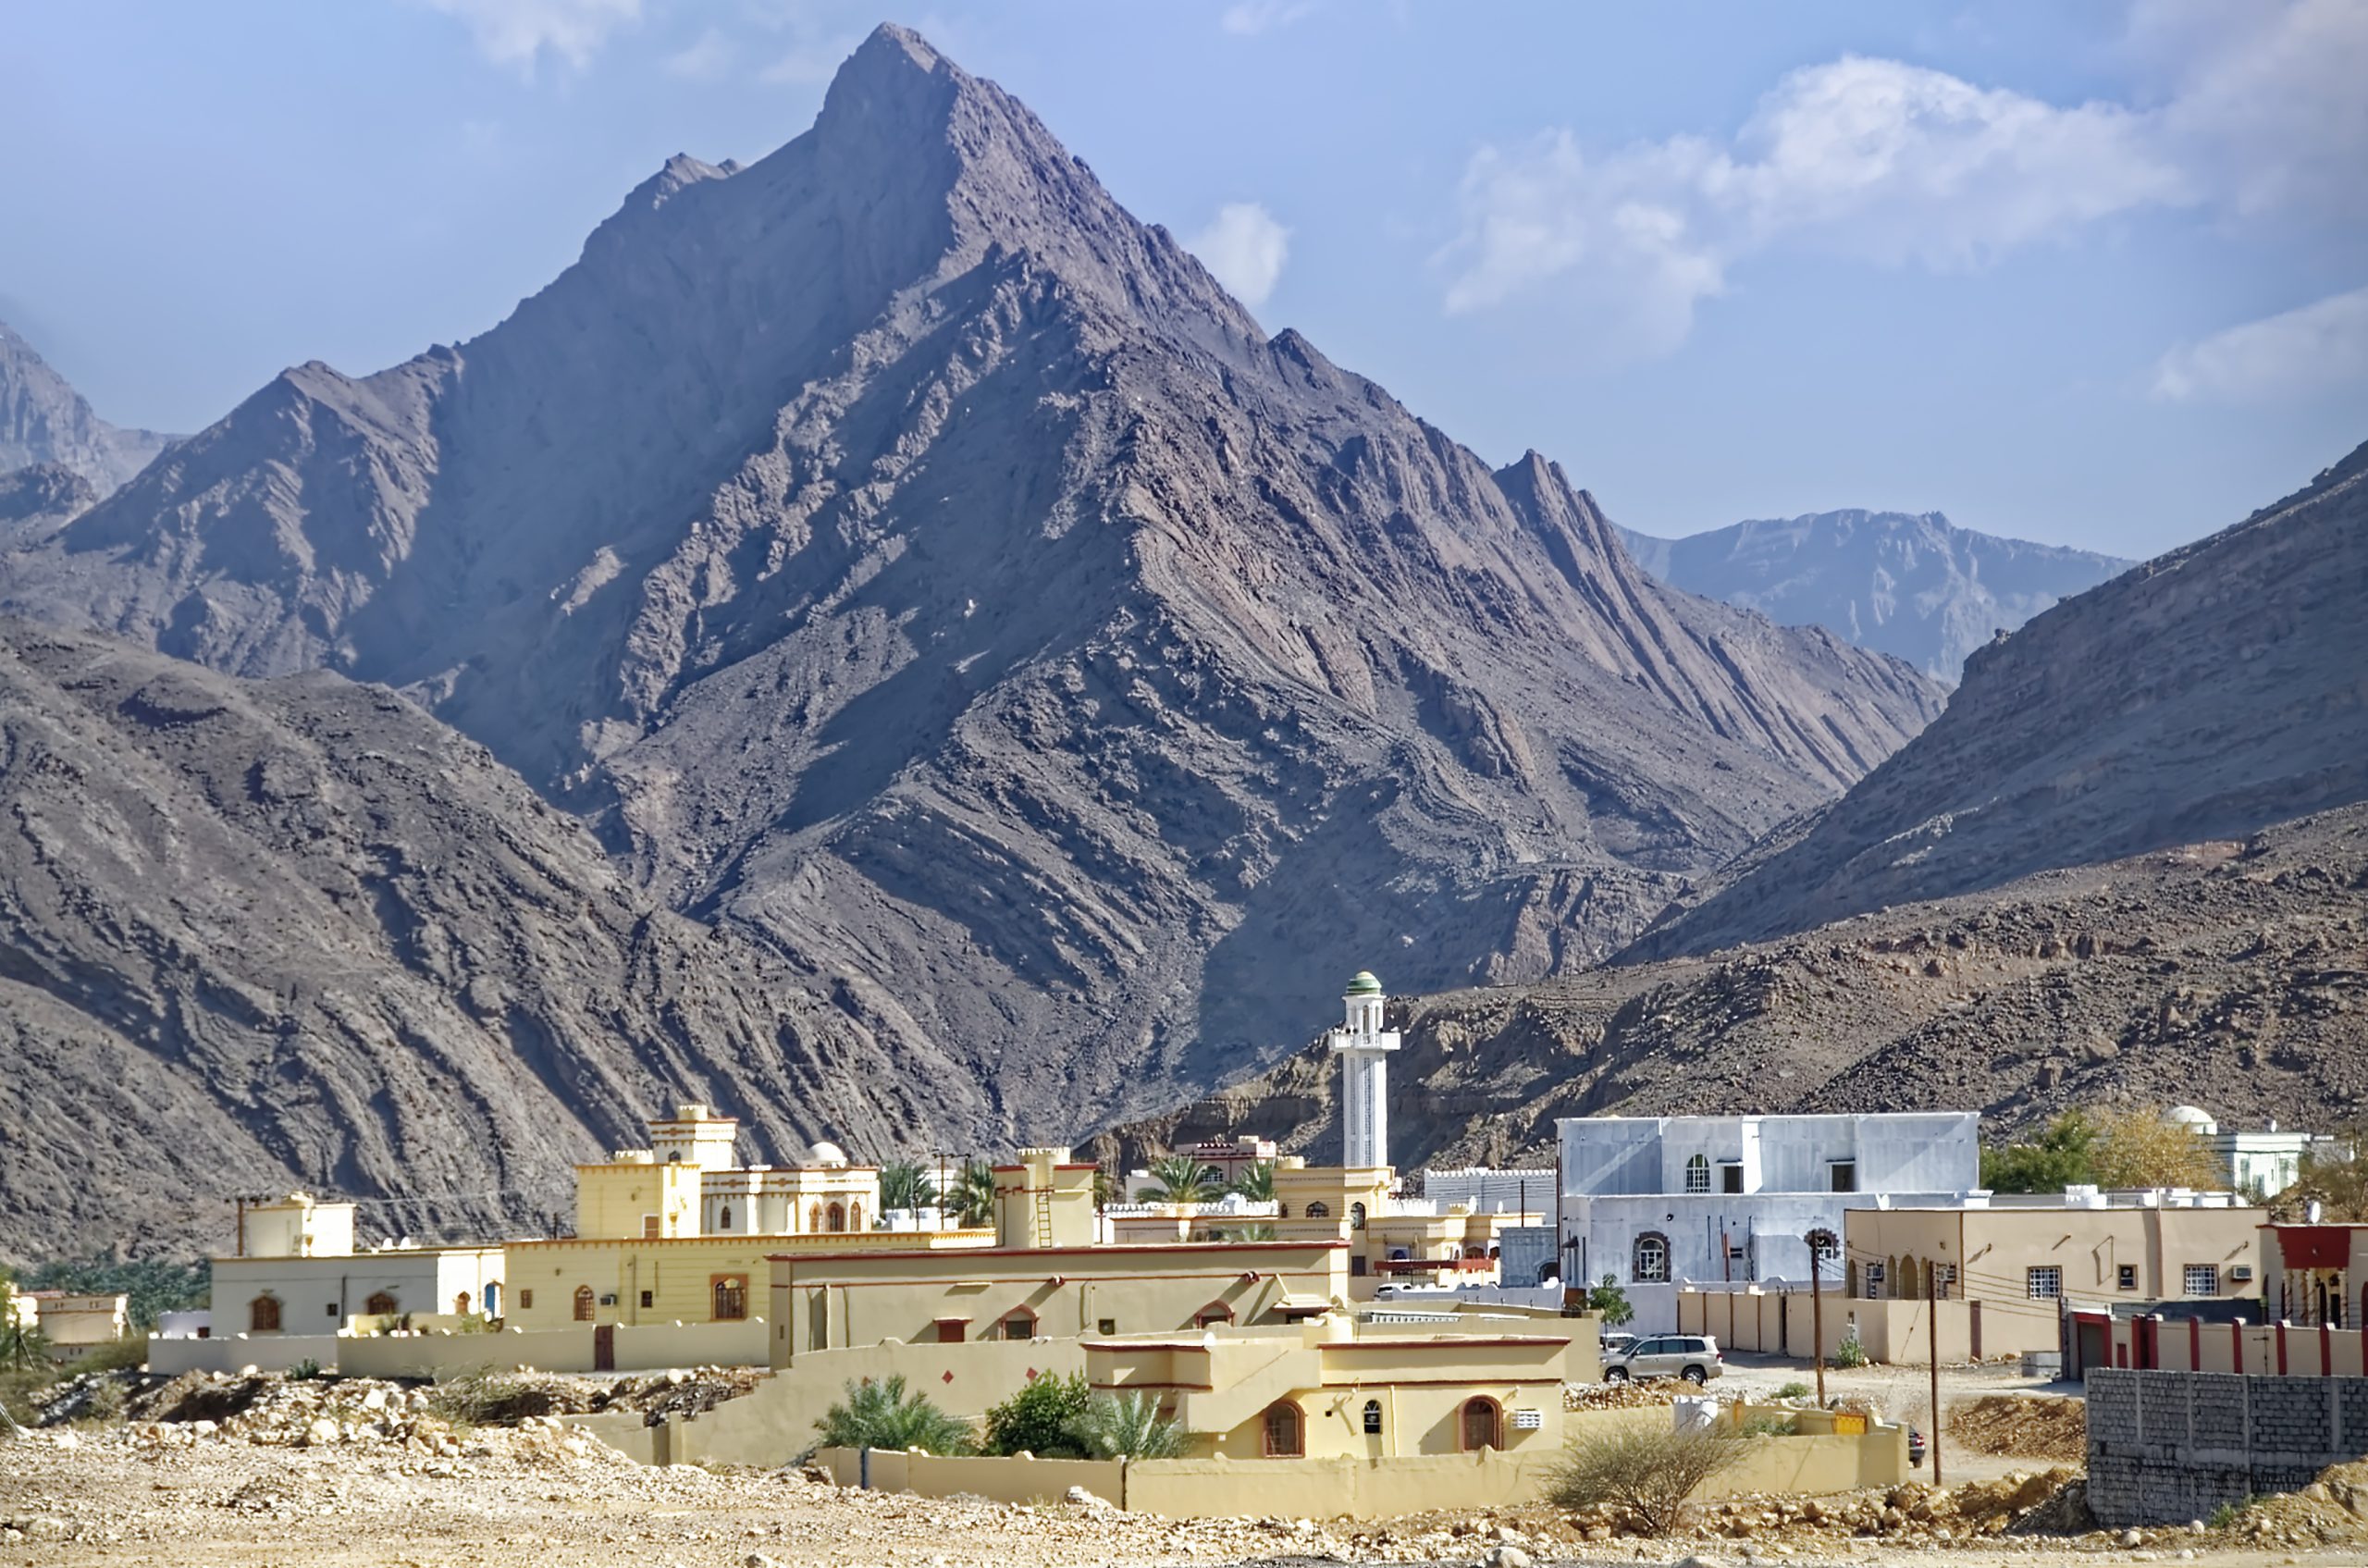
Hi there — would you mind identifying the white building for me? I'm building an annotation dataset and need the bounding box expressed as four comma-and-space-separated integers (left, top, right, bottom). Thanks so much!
1424, 1167, 1557, 1228
1328, 970, 1400, 1169
212, 1191, 508, 1334
2163, 1105, 2322, 1201
1558, 1112, 1982, 1332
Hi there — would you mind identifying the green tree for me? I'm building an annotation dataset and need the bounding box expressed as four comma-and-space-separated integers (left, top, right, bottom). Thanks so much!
1220, 1223, 1276, 1241
981, 1371, 1092, 1457
1981, 1110, 2099, 1193
1588, 1273, 1634, 1329
19, 1255, 208, 1330
2274, 1127, 2368, 1221
2091, 1108, 2220, 1191
949, 1163, 998, 1228
1142, 1154, 1217, 1204
1228, 1162, 1276, 1203
1069, 1391, 1188, 1459
1546, 1424, 1744, 1536
879, 1161, 933, 1215
815, 1376, 974, 1454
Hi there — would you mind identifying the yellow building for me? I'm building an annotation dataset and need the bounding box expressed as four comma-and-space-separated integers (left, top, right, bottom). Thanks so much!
574, 1105, 882, 1241
1084, 1319, 1577, 1459
1844, 1191, 2264, 1309
27, 1291, 130, 1361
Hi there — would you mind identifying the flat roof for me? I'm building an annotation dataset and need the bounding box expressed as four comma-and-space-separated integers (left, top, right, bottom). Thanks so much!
767, 1239, 1348, 1264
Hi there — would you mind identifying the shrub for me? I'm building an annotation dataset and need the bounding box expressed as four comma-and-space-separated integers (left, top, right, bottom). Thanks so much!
1773, 1380, 1813, 1401
815, 1375, 974, 1454
426, 1367, 552, 1427
2207, 1498, 2258, 1530
289, 1357, 325, 1381
1546, 1424, 1745, 1536
1068, 1391, 1187, 1460
1738, 1414, 1796, 1438
1830, 1332, 1870, 1369
981, 1371, 1091, 1457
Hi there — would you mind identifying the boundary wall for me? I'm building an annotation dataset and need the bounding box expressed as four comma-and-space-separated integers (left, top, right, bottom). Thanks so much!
2077, 1314, 2368, 1379
143, 1319, 771, 1379
1680, 1289, 2054, 1364
2086, 1368, 2368, 1525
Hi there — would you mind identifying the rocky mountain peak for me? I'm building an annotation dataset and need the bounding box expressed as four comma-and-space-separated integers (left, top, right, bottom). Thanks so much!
0, 319, 175, 496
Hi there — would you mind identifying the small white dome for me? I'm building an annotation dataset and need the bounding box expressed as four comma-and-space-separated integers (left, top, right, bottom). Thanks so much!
806, 1140, 850, 1168
2163, 1105, 2218, 1133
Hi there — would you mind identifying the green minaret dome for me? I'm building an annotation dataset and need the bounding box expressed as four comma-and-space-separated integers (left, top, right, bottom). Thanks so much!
1344, 970, 1383, 996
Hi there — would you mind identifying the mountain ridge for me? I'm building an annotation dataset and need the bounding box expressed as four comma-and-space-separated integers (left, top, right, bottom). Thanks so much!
0, 321, 176, 495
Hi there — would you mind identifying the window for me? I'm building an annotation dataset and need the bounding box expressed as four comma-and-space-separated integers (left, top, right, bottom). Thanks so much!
1633, 1232, 1670, 1284
1262, 1401, 1304, 1457
1807, 1229, 1840, 1268
1863, 1262, 1886, 1299
1461, 1397, 1502, 1451
250, 1296, 281, 1332
2117, 1266, 2138, 1291
827, 1203, 846, 1232
325, 1303, 339, 1318
1830, 1162, 1857, 1193
712, 1276, 749, 1321
1003, 1313, 1036, 1341
1349, 1202, 1367, 1230
639, 1290, 654, 1309
719, 1204, 734, 1230
1305, 1202, 1331, 1219
1684, 1154, 1710, 1194
642, 1215, 661, 1240
1720, 1163, 1744, 1194
520, 1290, 534, 1311
850, 1202, 864, 1230
2184, 1265, 2220, 1297
2027, 1266, 2063, 1300
1350, 1255, 1368, 1277
935, 1317, 968, 1343
808, 1204, 823, 1232
1097, 1319, 1116, 1336
1362, 1399, 1383, 1436
1194, 1302, 1235, 1328
573, 1286, 596, 1322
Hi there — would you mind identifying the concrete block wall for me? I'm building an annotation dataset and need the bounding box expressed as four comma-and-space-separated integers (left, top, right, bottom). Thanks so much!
2087, 1368, 2368, 1525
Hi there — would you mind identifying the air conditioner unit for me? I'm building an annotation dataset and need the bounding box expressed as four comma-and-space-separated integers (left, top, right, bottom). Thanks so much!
2230, 1266, 2254, 1282
1511, 1408, 1544, 1431
598, 1292, 619, 1306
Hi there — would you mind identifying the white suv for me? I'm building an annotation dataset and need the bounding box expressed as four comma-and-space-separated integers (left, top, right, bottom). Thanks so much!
1603, 1333, 1723, 1385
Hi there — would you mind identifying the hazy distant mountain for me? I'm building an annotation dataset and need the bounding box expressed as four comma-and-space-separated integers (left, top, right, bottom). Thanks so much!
0, 321, 174, 494
0, 26, 1942, 1157
1631, 443, 2368, 959
1618, 511, 2132, 684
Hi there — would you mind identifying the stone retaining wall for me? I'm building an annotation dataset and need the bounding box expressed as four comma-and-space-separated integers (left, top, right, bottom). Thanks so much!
2086, 1368, 2368, 1525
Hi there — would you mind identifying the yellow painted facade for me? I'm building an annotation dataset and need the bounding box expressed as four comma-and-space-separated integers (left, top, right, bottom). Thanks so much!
1844, 1199, 2264, 1306
506, 1228, 993, 1330
240, 1191, 357, 1258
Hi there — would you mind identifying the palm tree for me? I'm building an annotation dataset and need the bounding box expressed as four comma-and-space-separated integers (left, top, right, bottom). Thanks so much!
1229, 1161, 1276, 1203
879, 1160, 932, 1216
1069, 1391, 1188, 1459
815, 1376, 974, 1453
950, 1162, 998, 1228
1142, 1154, 1217, 1205
1222, 1223, 1277, 1242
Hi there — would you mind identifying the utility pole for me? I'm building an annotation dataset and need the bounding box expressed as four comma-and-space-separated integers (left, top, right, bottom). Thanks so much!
1810, 1235, 1827, 1408
1928, 1264, 1944, 1487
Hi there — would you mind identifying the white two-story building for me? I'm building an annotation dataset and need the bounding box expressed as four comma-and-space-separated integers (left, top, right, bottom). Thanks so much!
1558, 1112, 1981, 1332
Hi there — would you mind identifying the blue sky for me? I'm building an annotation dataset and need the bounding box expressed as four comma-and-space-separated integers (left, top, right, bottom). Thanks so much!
3, 1, 2362, 557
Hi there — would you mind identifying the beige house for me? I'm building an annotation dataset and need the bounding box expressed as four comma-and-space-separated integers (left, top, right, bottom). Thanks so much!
26, 1291, 130, 1361
1084, 1319, 1578, 1460
575, 1105, 882, 1241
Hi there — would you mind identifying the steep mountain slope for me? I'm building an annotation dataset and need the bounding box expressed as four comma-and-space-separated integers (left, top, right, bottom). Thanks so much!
0, 619, 973, 1261
1101, 803, 2368, 1173
1618, 511, 2132, 683
1633, 444, 2368, 959
0, 27, 1940, 1140
0, 321, 174, 494
0, 463, 99, 549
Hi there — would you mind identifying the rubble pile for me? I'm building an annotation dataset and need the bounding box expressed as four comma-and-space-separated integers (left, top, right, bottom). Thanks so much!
1563, 1377, 1680, 1410
1947, 1393, 2087, 1463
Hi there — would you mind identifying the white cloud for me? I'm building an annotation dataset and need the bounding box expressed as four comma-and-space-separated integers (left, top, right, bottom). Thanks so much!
2152, 284, 2368, 403
663, 27, 734, 81
2144, 0, 2368, 216
1186, 204, 1292, 307
1442, 56, 2187, 352
1220, 1, 1314, 37
420, 0, 641, 73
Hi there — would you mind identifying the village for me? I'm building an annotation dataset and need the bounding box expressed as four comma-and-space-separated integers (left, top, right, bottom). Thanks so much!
7, 971, 2368, 1564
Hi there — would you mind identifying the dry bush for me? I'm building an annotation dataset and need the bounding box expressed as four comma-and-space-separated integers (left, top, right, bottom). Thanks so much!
1546, 1423, 1745, 1535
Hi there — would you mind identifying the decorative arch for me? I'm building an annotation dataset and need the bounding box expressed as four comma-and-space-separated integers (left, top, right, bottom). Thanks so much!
1002, 1310, 1037, 1341
1194, 1301, 1235, 1328
849, 1201, 864, 1230
827, 1202, 847, 1232
250, 1295, 281, 1333
1349, 1202, 1367, 1230
1305, 1201, 1332, 1220
1262, 1400, 1304, 1458
1460, 1396, 1503, 1451
718, 1204, 734, 1231
364, 1291, 398, 1316
573, 1285, 596, 1322
808, 1204, 823, 1233
1684, 1154, 1711, 1194
1362, 1399, 1383, 1436
1633, 1231, 1670, 1284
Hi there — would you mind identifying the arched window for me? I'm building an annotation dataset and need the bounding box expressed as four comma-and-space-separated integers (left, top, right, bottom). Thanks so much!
1633, 1232, 1670, 1284
1461, 1397, 1502, 1451
808, 1204, 822, 1232
1194, 1301, 1235, 1328
1807, 1229, 1840, 1269
850, 1201, 864, 1230
712, 1276, 748, 1321
364, 1291, 398, 1316
1262, 1401, 1304, 1458
1362, 1399, 1383, 1436
250, 1296, 281, 1332
1349, 1202, 1367, 1230
827, 1202, 846, 1232
1305, 1202, 1331, 1219
573, 1285, 596, 1322
719, 1204, 734, 1231
1277, 1204, 1290, 1218
1684, 1154, 1710, 1194
1002, 1312, 1037, 1341
1537, 1261, 1557, 1285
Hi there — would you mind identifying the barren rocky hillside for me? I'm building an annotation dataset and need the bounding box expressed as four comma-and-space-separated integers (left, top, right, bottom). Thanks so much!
0, 26, 1940, 1142
0, 620, 975, 1260
1101, 803, 2368, 1172
1633, 442, 2368, 960
0, 321, 173, 494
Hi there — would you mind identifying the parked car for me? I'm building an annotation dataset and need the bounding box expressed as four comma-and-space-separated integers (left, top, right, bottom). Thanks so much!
1602, 1332, 1723, 1385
